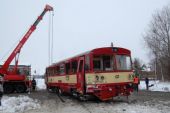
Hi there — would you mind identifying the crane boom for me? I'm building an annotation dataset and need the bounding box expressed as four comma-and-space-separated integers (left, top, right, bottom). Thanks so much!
0, 5, 53, 75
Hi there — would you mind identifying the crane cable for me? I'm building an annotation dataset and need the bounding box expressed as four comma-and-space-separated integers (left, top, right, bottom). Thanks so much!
48, 11, 51, 65
48, 10, 54, 65
51, 11, 54, 65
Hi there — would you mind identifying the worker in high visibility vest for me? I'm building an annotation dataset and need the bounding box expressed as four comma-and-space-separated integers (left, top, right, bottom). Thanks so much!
133, 76, 140, 92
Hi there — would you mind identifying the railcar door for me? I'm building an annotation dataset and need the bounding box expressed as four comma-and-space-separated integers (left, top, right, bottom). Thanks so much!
77, 56, 85, 94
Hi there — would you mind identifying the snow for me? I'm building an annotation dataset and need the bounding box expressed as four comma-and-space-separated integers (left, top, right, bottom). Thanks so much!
0, 95, 40, 113
86, 103, 169, 113
1, 79, 169, 113
36, 78, 46, 90
47, 98, 170, 113
1, 96, 169, 113
139, 80, 170, 92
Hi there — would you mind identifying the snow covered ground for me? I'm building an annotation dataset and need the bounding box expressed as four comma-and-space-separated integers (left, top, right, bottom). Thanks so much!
139, 80, 170, 92
36, 78, 46, 90
0, 95, 40, 113
0, 79, 170, 113
49, 99, 170, 113
0, 96, 170, 113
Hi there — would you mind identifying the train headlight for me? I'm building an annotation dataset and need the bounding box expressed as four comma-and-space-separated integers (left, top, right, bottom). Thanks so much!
95, 75, 99, 81
101, 76, 104, 81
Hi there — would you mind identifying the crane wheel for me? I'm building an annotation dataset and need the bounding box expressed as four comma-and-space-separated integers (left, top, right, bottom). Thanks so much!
4, 84, 14, 94
15, 84, 26, 93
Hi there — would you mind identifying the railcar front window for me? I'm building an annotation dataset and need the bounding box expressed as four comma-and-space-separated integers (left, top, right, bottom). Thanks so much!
93, 55, 114, 71
116, 55, 131, 70
93, 60, 101, 70
103, 56, 112, 71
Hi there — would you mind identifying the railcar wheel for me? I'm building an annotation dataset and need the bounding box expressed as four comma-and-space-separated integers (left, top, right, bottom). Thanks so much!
15, 84, 26, 93
4, 84, 14, 94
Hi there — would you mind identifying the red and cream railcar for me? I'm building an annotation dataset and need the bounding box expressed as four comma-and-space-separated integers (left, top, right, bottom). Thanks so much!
45, 47, 134, 101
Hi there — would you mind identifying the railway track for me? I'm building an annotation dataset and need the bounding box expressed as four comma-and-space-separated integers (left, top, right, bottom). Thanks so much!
57, 94, 65, 103
79, 102, 92, 113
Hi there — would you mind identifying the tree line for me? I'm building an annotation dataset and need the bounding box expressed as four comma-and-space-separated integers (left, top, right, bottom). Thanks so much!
143, 5, 170, 81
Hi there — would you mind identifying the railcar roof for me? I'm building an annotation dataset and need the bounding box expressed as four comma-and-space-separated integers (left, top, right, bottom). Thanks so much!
49, 50, 91, 67
47, 47, 130, 68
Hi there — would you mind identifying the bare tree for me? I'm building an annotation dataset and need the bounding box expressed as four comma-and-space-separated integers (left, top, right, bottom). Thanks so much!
133, 58, 142, 70
133, 58, 144, 78
143, 5, 170, 81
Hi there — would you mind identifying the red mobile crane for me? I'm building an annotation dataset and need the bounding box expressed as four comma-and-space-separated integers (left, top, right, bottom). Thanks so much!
0, 5, 53, 93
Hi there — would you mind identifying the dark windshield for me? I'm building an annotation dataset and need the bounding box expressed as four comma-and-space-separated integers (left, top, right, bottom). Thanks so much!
93, 55, 115, 71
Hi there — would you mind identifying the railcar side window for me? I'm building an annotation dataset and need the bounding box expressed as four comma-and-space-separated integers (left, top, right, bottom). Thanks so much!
50, 67, 55, 76
49, 68, 54, 76
103, 56, 112, 71
65, 63, 71, 74
93, 55, 114, 71
71, 60, 78, 73
79, 60, 83, 72
48, 69, 51, 76
85, 55, 90, 71
93, 56, 102, 71
55, 66, 60, 75
116, 55, 132, 70
59, 64, 65, 75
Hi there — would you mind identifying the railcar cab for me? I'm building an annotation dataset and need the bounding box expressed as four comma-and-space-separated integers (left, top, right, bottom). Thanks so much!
91, 48, 132, 72
84, 47, 133, 100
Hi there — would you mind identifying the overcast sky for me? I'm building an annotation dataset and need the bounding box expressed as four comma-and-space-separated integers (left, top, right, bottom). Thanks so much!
0, 0, 170, 74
